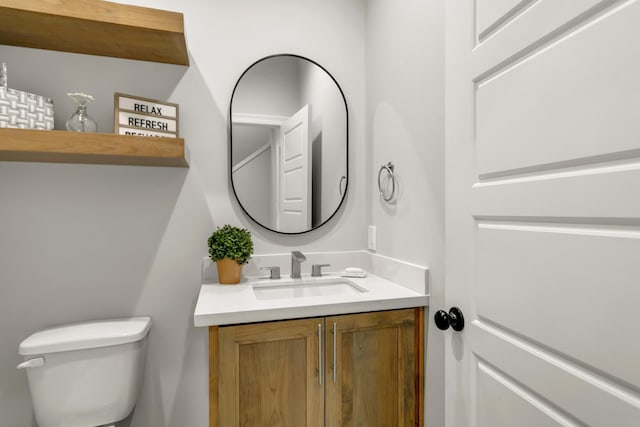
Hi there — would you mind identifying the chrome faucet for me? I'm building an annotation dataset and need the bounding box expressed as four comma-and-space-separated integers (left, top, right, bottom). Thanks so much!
291, 251, 307, 279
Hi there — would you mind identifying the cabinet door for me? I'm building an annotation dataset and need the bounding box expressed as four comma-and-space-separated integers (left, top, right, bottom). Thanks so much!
213, 318, 325, 427
325, 308, 424, 427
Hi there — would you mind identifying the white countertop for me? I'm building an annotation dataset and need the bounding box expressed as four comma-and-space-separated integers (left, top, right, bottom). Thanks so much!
193, 273, 429, 327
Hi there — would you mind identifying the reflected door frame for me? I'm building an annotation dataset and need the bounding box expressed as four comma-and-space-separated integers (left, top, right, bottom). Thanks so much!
232, 113, 287, 228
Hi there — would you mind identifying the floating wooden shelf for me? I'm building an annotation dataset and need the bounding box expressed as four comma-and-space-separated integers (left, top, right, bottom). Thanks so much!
0, 1, 190, 167
0, 129, 189, 167
0, 0, 189, 65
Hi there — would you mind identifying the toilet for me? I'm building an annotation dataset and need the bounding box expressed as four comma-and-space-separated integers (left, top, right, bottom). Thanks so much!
17, 317, 152, 427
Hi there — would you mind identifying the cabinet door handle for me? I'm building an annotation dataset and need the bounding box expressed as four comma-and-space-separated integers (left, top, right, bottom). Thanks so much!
318, 323, 323, 385
332, 322, 337, 383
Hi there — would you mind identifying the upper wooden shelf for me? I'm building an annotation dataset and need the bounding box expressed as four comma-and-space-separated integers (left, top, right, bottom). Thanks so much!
0, 0, 189, 65
0, 128, 189, 167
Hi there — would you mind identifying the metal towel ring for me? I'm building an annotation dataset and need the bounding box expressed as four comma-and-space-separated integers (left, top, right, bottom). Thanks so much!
378, 162, 395, 202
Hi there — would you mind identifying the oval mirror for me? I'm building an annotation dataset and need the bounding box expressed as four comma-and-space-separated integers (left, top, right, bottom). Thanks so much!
230, 54, 348, 234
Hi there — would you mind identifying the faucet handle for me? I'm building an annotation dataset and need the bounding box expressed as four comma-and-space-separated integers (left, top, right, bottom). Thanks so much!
259, 266, 281, 280
311, 264, 331, 277
291, 250, 306, 261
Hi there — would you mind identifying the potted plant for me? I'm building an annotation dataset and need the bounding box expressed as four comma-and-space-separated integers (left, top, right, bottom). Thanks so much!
207, 225, 254, 284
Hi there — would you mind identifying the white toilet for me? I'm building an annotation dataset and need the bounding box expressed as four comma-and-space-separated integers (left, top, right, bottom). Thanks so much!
17, 317, 152, 427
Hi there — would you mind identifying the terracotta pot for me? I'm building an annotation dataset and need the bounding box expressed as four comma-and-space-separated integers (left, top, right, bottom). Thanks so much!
216, 258, 242, 284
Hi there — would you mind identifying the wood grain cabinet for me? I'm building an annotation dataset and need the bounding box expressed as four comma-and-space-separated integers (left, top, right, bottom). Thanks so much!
209, 308, 424, 427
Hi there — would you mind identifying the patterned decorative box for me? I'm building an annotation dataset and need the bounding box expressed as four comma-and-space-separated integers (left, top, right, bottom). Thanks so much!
0, 63, 54, 130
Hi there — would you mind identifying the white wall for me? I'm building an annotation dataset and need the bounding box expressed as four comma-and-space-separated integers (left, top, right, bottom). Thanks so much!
0, 0, 366, 425
231, 124, 271, 166
231, 55, 301, 117
231, 124, 274, 228
233, 146, 273, 228
365, 1, 445, 426
299, 60, 348, 223
1, 1, 448, 425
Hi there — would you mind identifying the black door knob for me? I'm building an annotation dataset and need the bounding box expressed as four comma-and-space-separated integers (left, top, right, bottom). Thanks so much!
434, 307, 465, 331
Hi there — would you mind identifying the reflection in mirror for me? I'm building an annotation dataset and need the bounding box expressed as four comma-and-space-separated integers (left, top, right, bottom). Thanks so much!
230, 55, 348, 234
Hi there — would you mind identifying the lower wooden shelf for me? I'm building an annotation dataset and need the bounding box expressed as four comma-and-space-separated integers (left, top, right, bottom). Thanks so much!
0, 128, 188, 167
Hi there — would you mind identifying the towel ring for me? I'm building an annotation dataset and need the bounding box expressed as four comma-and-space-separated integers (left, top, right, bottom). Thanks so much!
339, 176, 347, 196
378, 162, 395, 202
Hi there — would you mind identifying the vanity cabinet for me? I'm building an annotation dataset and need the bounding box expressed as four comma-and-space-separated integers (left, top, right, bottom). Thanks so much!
325, 309, 423, 427
209, 308, 424, 427
213, 317, 324, 427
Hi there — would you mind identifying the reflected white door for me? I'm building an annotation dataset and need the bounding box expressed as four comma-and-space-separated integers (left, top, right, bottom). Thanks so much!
446, 1, 640, 427
278, 104, 311, 232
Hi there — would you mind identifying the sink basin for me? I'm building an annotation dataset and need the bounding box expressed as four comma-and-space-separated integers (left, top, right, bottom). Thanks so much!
253, 278, 367, 300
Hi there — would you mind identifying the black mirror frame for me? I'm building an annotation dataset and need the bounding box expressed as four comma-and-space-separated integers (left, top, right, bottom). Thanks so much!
229, 53, 349, 235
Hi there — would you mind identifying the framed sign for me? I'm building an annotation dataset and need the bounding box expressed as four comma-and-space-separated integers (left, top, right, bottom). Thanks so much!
114, 93, 179, 138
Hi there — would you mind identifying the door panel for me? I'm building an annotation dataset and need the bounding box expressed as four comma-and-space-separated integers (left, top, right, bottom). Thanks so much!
238, 338, 307, 424
472, 167, 640, 218
475, 0, 533, 42
476, 360, 574, 427
216, 318, 324, 427
477, 224, 640, 387
278, 104, 311, 232
472, 323, 640, 427
446, 1, 640, 426
472, 0, 610, 80
325, 309, 419, 427
476, 0, 640, 177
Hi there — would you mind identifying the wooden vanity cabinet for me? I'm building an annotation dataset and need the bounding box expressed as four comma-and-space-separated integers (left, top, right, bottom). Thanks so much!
209, 308, 424, 427
212, 317, 324, 427
325, 309, 424, 427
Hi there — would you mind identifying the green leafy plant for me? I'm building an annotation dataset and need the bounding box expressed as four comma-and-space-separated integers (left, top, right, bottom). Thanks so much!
207, 225, 254, 265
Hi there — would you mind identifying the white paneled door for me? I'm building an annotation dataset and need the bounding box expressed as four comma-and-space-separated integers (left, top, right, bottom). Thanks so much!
278, 104, 311, 232
445, 1, 640, 427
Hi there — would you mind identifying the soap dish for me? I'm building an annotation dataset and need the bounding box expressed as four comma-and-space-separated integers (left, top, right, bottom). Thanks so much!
340, 267, 367, 278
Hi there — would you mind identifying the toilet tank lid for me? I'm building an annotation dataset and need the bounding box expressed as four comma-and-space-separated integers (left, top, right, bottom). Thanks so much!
19, 316, 152, 356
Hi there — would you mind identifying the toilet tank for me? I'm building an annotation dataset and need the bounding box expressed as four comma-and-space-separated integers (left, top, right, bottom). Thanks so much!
18, 317, 151, 427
